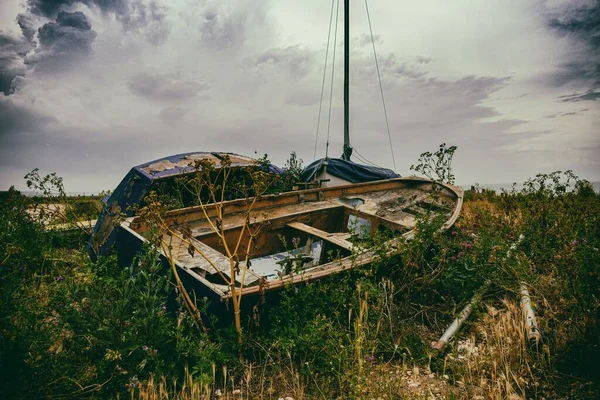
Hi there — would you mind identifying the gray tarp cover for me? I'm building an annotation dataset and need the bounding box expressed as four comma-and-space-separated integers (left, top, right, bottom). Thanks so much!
300, 157, 399, 183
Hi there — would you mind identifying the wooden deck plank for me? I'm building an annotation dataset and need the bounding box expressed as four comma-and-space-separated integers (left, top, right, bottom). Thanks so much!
189, 201, 342, 238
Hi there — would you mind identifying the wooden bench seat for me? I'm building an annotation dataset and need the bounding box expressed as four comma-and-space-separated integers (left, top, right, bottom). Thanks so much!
286, 222, 354, 251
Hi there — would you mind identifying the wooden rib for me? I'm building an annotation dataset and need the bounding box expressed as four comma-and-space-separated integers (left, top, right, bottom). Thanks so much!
286, 222, 354, 251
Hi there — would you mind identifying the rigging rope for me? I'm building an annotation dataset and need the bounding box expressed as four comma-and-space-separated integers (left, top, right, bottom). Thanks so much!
353, 147, 384, 168
325, 0, 341, 160
365, 0, 396, 171
313, 0, 337, 161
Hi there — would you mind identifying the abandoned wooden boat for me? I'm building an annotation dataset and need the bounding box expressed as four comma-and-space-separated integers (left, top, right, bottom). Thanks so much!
117, 177, 463, 304
101, 1, 465, 311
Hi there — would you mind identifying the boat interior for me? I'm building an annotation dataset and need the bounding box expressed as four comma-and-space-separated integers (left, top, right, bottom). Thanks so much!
123, 178, 462, 299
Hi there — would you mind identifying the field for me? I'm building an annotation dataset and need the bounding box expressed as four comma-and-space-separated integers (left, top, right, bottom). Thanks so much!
1, 169, 599, 399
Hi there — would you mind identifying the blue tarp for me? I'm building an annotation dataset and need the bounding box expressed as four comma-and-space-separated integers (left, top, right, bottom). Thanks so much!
300, 157, 399, 184
87, 151, 282, 260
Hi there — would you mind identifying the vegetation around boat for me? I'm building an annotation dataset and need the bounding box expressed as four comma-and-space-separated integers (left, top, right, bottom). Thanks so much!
1, 148, 599, 399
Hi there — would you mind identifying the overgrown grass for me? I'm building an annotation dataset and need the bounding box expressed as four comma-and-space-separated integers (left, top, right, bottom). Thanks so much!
1, 171, 599, 399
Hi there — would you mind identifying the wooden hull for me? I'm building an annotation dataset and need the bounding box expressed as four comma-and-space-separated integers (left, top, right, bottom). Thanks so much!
119, 177, 463, 304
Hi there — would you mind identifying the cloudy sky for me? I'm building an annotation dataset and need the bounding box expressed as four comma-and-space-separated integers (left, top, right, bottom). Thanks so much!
0, 0, 598, 192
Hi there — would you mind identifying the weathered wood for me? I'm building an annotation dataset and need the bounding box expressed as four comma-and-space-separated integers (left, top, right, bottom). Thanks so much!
123, 177, 464, 300
165, 230, 261, 286
287, 222, 354, 251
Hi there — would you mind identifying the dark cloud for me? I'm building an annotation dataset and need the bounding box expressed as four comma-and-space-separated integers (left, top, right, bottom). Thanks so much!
17, 14, 38, 42
557, 89, 600, 102
27, 0, 130, 18
547, 0, 600, 101
55, 10, 92, 29
1, 9, 97, 94
546, 107, 591, 118
30, 11, 97, 68
27, 0, 80, 17
0, 32, 34, 95
26, 0, 169, 43
1, 1, 170, 96
116, 1, 170, 45
128, 71, 210, 101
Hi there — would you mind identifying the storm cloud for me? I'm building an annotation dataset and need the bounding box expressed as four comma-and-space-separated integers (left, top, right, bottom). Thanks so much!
38, 11, 95, 49
0, 32, 33, 94
0, 0, 169, 95
547, 0, 600, 101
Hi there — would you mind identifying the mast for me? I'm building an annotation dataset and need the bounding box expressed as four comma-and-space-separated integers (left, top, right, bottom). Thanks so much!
342, 0, 352, 160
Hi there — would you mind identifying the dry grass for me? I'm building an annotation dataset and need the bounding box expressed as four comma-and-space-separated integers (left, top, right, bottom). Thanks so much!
442, 299, 550, 400
132, 367, 211, 400
130, 297, 550, 399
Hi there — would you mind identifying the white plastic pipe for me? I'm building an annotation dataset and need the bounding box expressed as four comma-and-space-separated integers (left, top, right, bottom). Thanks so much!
520, 282, 541, 342
432, 235, 526, 351
432, 287, 484, 350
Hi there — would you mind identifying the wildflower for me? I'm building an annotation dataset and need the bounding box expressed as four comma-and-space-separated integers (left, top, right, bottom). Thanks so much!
153, 349, 158, 355
457, 252, 465, 258
55, 275, 64, 282
292, 237, 300, 248
572, 240, 580, 246
451, 231, 458, 236
161, 305, 167, 311
450, 256, 457, 262
142, 345, 149, 352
